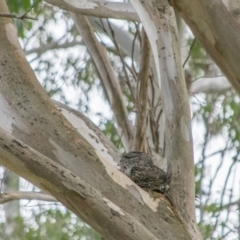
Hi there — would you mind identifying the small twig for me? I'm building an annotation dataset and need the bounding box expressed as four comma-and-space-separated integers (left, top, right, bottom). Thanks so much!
0, 6, 37, 21
183, 38, 196, 68
72, 14, 133, 150
0, 191, 57, 204
124, 61, 138, 81
131, 22, 140, 77
0, 13, 36, 20
106, 19, 135, 102
20, 5, 34, 18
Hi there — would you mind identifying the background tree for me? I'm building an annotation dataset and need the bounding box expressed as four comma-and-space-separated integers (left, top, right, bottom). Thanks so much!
0, 0, 239, 239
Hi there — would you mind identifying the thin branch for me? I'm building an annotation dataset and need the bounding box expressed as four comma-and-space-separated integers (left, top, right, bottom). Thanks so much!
195, 199, 240, 210
223, 175, 235, 236
44, 0, 139, 22
197, 112, 211, 222
25, 39, 82, 56
131, 22, 141, 77
204, 143, 231, 209
106, 19, 135, 102
124, 61, 138, 82
20, 5, 34, 18
211, 157, 238, 238
0, 13, 37, 20
183, 38, 196, 68
0, 6, 37, 21
145, 70, 165, 157
0, 191, 57, 204
0, 127, 186, 240
71, 14, 133, 151
133, 28, 151, 152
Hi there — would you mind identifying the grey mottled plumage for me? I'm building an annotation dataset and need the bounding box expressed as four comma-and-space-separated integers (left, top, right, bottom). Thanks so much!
120, 151, 170, 193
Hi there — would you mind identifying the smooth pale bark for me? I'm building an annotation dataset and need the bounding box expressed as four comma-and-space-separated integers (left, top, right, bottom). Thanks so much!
45, 0, 139, 21
170, 0, 240, 94
0, 191, 57, 204
131, 0, 195, 223
0, 128, 161, 240
0, 0, 198, 238
70, 13, 133, 152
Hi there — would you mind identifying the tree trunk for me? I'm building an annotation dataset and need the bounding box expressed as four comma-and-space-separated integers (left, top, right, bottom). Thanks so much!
0, 0, 202, 239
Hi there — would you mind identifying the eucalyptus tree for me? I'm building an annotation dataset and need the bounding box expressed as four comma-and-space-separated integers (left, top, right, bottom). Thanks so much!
1, 0, 240, 239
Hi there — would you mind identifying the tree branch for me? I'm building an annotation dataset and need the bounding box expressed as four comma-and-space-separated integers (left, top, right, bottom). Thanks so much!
0, 128, 162, 240
0, 5, 36, 20
44, 0, 139, 22
53, 100, 120, 164
0, 0, 201, 238
131, 0, 199, 238
71, 13, 134, 151
190, 76, 231, 94
0, 13, 37, 20
0, 191, 57, 204
133, 29, 151, 152
25, 39, 82, 56
87, 17, 167, 162
0, 127, 192, 240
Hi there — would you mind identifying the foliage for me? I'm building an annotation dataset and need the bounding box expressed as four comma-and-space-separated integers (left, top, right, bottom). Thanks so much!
187, 38, 206, 77
192, 91, 240, 239
7, 0, 42, 38
7, 0, 41, 13
0, 207, 103, 240
100, 118, 124, 151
